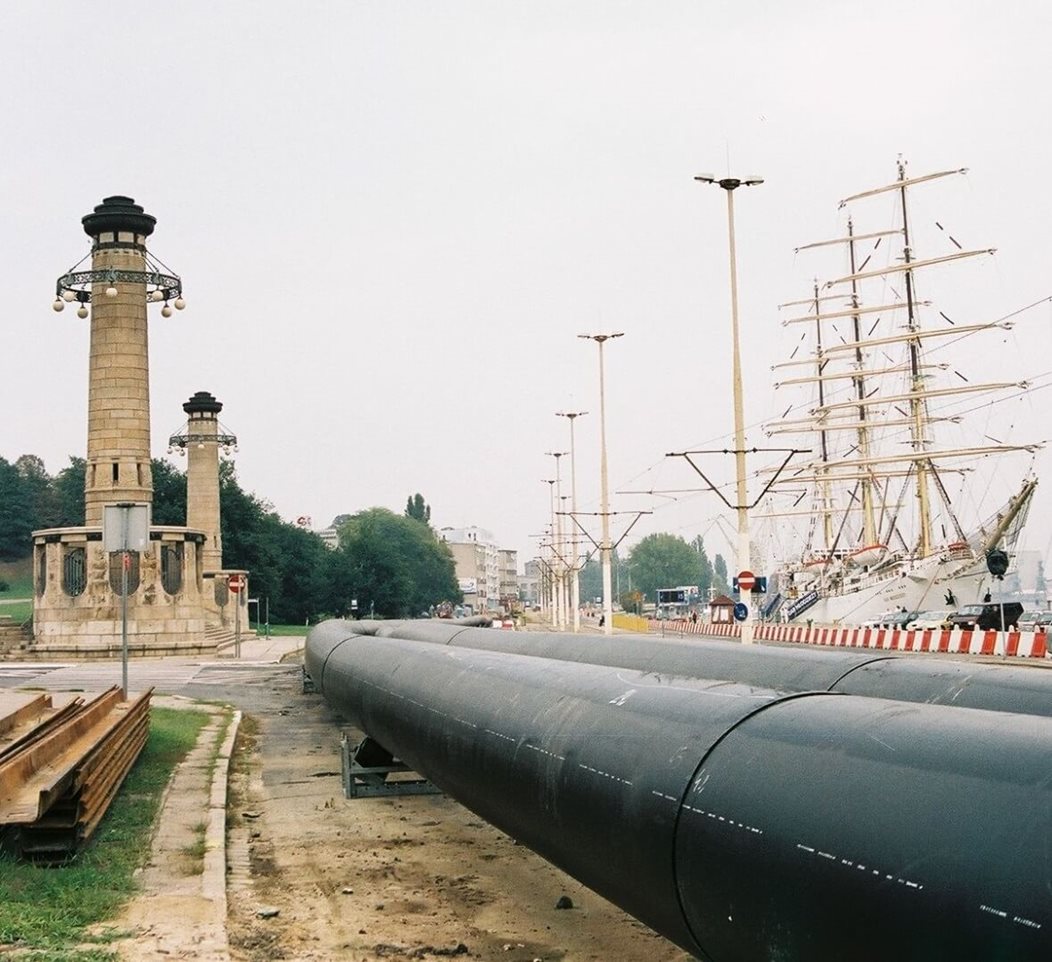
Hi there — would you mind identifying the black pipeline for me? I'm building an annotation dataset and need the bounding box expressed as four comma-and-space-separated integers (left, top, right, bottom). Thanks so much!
307, 622, 1052, 962
345, 619, 1052, 717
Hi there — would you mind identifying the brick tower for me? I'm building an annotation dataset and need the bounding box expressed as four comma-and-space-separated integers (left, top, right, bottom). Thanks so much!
31, 195, 219, 657
173, 391, 234, 574
80, 196, 158, 525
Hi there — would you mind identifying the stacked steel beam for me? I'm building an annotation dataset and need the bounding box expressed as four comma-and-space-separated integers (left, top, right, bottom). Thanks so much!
0, 687, 151, 861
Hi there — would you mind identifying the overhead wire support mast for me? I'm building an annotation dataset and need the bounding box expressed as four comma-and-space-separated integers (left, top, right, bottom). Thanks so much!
564, 510, 652, 558
578, 332, 624, 636
693, 172, 763, 643
665, 449, 810, 512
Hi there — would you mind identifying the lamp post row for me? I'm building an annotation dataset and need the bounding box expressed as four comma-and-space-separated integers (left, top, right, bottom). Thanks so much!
542, 173, 760, 638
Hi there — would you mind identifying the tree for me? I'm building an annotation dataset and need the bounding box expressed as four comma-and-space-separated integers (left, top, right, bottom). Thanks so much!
0, 457, 34, 560
333, 508, 459, 618
216, 461, 333, 623
628, 533, 701, 603
713, 553, 730, 596
16, 454, 58, 530
576, 549, 619, 607
690, 535, 714, 599
578, 557, 600, 605
53, 457, 86, 527
404, 493, 431, 524
151, 458, 187, 526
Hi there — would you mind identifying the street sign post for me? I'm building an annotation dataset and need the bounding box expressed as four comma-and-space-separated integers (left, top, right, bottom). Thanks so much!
227, 574, 244, 657
102, 503, 150, 698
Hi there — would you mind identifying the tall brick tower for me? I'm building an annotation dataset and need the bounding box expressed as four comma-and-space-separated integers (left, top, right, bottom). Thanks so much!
32, 195, 218, 657
79, 197, 158, 524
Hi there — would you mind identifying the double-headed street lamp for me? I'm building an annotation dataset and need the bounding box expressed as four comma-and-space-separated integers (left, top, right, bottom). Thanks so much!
694, 174, 763, 644
556, 410, 587, 632
578, 332, 624, 636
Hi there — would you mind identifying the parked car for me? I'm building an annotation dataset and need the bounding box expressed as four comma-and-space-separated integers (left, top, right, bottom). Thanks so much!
948, 604, 985, 630
866, 609, 921, 629
906, 610, 953, 630
950, 602, 1023, 631
1017, 610, 1050, 632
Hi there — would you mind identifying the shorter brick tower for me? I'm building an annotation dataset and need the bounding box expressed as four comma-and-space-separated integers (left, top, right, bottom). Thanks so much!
176, 391, 228, 572
169, 392, 248, 627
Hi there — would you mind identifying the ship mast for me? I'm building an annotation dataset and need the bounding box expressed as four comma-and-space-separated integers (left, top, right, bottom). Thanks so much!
896, 160, 935, 557
846, 217, 878, 548
810, 281, 835, 551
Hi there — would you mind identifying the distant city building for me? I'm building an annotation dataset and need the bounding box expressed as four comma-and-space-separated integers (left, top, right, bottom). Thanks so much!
316, 526, 339, 550
440, 526, 503, 612
498, 548, 519, 604
519, 558, 543, 608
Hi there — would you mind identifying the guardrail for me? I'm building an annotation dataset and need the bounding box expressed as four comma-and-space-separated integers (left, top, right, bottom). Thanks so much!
647, 618, 1048, 659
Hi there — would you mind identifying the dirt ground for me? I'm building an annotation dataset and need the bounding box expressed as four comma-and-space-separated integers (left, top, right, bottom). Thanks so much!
112, 660, 695, 962
223, 672, 693, 962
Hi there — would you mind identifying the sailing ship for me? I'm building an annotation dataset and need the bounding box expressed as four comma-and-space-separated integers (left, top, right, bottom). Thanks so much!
760, 161, 1042, 625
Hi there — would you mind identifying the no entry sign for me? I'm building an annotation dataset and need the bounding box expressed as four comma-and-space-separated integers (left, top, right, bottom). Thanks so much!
737, 570, 756, 592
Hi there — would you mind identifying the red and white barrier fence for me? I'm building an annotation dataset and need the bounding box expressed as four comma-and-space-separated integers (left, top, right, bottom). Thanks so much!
646, 618, 1049, 659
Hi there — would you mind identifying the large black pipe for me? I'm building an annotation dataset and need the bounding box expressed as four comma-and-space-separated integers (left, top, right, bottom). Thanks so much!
307, 622, 1052, 961
344, 619, 1052, 717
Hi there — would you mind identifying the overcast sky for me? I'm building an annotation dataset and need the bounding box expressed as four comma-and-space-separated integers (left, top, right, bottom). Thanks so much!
3, 1, 1051, 571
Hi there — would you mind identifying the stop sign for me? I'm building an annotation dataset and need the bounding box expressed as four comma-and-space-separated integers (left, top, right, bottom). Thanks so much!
228, 574, 244, 593
737, 570, 756, 592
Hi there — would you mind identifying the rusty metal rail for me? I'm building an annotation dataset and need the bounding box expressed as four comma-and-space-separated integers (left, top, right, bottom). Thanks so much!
0, 688, 152, 861
0, 693, 84, 762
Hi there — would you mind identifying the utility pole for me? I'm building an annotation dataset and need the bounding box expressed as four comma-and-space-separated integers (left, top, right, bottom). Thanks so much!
578, 333, 624, 636
557, 410, 588, 632
694, 174, 763, 644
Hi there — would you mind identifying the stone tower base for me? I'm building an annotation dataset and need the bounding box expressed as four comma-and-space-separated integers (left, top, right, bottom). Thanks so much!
29, 525, 215, 659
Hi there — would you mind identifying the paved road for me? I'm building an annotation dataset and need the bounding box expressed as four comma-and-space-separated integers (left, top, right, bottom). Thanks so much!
0, 659, 296, 692
0, 634, 305, 707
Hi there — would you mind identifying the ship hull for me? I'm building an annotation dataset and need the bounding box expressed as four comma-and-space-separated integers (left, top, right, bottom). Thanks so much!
781, 554, 994, 625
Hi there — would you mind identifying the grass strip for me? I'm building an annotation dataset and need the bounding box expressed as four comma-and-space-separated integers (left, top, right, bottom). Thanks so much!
0, 601, 32, 623
0, 706, 209, 960
251, 623, 306, 637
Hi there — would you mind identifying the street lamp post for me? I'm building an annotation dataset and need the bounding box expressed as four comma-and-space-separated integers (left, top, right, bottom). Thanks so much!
542, 478, 557, 625
694, 174, 763, 645
578, 332, 624, 636
557, 410, 588, 632
546, 451, 569, 630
